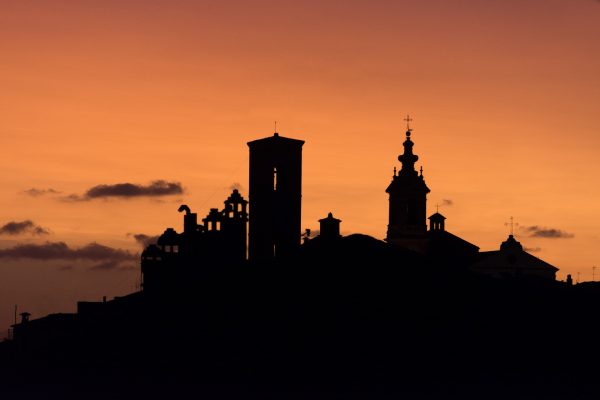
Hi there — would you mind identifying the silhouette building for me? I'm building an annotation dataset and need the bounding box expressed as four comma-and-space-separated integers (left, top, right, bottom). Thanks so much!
383, 123, 557, 280
2, 121, 579, 399
386, 127, 430, 251
425, 211, 480, 266
141, 189, 248, 291
471, 234, 558, 280
318, 212, 341, 240
247, 132, 305, 261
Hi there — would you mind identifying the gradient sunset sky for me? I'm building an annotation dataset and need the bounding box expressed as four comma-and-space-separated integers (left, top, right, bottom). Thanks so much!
0, 0, 599, 331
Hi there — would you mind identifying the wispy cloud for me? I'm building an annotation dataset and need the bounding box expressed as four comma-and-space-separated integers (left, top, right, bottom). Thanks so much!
229, 182, 244, 192
524, 247, 542, 253
128, 233, 159, 248
441, 199, 453, 206
0, 220, 50, 236
64, 180, 184, 201
0, 241, 137, 271
22, 188, 61, 197
522, 226, 574, 239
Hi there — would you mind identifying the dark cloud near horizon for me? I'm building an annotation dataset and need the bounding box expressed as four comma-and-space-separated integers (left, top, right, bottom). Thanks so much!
129, 233, 159, 248
23, 188, 61, 197
89, 260, 127, 271
0, 241, 136, 261
523, 226, 574, 239
64, 180, 184, 201
0, 220, 50, 236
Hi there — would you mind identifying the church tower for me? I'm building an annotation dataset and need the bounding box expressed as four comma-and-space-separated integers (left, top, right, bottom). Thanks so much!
248, 131, 305, 261
386, 119, 430, 251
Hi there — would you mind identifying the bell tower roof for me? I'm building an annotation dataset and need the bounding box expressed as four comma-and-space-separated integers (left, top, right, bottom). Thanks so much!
398, 129, 419, 172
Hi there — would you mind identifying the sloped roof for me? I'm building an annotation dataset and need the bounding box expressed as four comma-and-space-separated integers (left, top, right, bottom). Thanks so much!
428, 212, 446, 221
247, 133, 305, 147
426, 229, 480, 252
472, 249, 558, 272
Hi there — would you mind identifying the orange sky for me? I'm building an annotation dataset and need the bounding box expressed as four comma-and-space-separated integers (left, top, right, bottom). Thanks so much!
0, 0, 599, 331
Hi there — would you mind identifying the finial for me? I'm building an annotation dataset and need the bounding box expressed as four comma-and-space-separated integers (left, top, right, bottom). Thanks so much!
274, 120, 278, 135
393, 166, 397, 176
420, 166, 423, 176
505, 216, 519, 236
404, 114, 413, 134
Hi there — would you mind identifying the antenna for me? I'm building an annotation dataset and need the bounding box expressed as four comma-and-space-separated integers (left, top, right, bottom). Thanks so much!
593, 265, 597, 282
14, 304, 17, 326
274, 120, 278, 134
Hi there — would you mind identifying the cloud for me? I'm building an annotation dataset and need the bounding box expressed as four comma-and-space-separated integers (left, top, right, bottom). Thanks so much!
89, 260, 121, 271
441, 199, 453, 206
0, 241, 137, 261
64, 180, 184, 201
522, 226, 574, 239
128, 233, 159, 248
229, 182, 244, 192
0, 220, 50, 236
524, 247, 542, 253
22, 188, 61, 197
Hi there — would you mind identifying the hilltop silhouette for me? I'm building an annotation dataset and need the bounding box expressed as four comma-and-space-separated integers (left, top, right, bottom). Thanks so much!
1, 126, 599, 399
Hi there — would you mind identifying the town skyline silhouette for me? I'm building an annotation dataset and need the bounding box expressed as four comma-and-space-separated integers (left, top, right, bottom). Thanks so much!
3, 126, 599, 398
1, 1, 598, 398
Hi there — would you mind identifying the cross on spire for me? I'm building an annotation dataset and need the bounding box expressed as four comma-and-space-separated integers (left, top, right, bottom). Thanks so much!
404, 115, 413, 131
505, 216, 519, 236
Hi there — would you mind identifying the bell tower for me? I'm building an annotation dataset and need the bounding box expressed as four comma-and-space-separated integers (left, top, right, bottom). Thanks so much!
248, 131, 304, 261
386, 117, 430, 251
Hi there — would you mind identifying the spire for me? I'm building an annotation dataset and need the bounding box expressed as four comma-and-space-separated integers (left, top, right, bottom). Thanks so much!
398, 126, 419, 172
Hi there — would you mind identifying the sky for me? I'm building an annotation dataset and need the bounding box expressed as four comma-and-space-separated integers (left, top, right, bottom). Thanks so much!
0, 0, 599, 332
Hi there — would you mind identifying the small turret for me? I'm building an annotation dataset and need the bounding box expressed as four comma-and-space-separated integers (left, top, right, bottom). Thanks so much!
19, 312, 31, 324
157, 228, 180, 253
203, 208, 222, 232
223, 189, 248, 220
319, 212, 341, 240
428, 212, 446, 231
